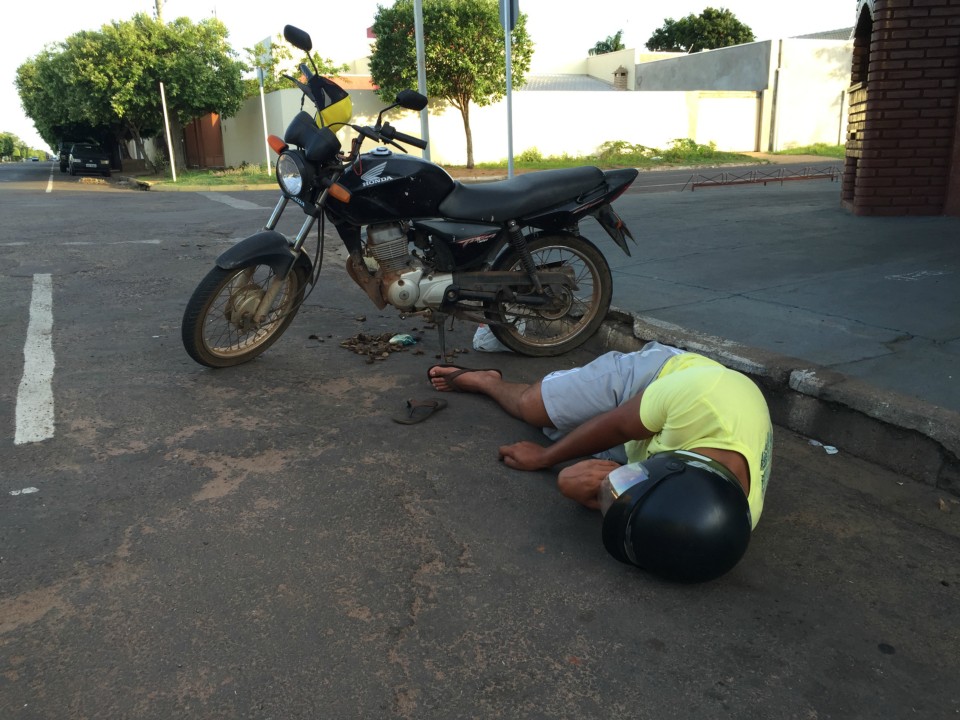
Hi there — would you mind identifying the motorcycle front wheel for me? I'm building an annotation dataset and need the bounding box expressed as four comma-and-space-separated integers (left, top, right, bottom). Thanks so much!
485, 233, 612, 357
181, 262, 308, 368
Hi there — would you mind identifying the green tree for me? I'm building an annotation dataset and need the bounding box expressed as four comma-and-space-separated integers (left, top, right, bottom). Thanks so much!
646, 7, 755, 53
0, 133, 13, 158
155, 16, 246, 170
16, 13, 245, 172
0, 132, 32, 159
15, 46, 103, 151
91, 16, 165, 164
369, 0, 533, 168
588, 30, 625, 56
242, 35, 348, 98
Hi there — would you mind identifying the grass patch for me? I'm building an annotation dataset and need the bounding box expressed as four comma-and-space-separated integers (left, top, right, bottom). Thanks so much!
147, 163, 276, 186
141, 138, 764, 185
598, 138, 756, 168
775, 143, 845, 159
474, 139, 758, 171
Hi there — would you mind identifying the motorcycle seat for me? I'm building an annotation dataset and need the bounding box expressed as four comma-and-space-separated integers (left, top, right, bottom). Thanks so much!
438, 166, 605, 222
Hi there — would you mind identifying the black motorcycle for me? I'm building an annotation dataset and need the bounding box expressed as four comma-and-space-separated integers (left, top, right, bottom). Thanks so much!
181, 24, 638, 368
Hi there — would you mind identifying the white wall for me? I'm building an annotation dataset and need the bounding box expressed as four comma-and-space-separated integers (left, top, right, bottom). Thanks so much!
220, 87, 764, 168
584, 48, 636, 90
636, 41, 775, 91
217, 37, 852, 167
692, 92, 761, 150
634, 38, 853, 151
771, 40, 853, 149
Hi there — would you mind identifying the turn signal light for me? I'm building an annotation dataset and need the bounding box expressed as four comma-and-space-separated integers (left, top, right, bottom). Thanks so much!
328, 183, 351, 203
268, 135, 288, 154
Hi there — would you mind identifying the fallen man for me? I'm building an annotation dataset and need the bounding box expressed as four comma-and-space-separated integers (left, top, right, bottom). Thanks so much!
428, 342, 773, 582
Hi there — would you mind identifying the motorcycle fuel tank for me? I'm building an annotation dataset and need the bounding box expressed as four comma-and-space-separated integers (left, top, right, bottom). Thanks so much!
334, 148, 455, 224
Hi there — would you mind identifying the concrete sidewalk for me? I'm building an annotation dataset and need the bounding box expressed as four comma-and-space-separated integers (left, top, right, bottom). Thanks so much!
590, 178, 960, 492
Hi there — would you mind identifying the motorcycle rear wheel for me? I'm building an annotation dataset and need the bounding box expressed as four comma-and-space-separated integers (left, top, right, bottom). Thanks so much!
485, 233, 612, 357
182, 262, 308, 368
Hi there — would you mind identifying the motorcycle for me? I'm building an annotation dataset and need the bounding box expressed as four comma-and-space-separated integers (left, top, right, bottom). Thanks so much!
181, 24, 639, 368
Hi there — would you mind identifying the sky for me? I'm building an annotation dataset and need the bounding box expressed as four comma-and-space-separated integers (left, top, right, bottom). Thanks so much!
3, 0, 859, 151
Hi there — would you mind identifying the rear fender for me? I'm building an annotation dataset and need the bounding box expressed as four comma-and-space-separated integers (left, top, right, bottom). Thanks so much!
591, 204, 636, 257
591, 169, 639, 256
216, 230, 313, 277
603, 168, 639, 198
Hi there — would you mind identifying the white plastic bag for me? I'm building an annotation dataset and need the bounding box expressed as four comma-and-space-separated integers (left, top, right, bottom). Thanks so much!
472, 324, 513, 353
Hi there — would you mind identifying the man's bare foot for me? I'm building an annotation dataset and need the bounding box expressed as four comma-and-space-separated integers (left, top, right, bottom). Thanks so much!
427, 365, 503, 393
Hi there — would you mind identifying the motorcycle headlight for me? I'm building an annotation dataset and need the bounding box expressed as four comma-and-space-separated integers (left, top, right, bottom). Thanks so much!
276, 151, 313, 198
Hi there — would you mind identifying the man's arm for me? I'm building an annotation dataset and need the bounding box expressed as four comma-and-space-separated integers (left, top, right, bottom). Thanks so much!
499, 394, 653, 470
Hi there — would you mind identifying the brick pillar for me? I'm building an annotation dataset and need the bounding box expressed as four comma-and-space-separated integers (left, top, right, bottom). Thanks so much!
947, 84, 960, 214
843, 0, 960, 216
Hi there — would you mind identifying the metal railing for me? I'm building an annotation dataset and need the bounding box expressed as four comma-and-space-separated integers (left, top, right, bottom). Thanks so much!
684, 165, 841, 191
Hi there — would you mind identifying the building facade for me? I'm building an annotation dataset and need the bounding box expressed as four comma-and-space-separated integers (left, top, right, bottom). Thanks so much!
842, 0, 960, 215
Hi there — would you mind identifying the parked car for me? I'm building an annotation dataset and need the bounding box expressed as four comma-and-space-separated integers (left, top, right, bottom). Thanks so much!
67, 143, 111, 177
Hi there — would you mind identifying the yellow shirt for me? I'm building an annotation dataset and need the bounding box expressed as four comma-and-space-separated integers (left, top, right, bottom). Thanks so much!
625, 353, 773, 528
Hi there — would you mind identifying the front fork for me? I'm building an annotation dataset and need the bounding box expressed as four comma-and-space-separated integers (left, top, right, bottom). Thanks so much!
263, 196, 319, 252
251, 196, 320, 323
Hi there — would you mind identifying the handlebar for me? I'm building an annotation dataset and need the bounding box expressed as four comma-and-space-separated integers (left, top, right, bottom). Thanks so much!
380, 123, 428, 150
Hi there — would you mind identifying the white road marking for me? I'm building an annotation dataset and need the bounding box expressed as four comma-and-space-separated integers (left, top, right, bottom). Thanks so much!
0, 240, 165, 248
46, 167, 54, 193
884, 270, 950, 282
9, 487, 40, 496
0, 238, 231, 248
61, 239, 162, 246
15, 274, 56, 445
197, 191, 267, 210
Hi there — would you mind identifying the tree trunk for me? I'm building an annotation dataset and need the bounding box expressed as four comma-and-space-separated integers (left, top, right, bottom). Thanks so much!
168, 116, 188, 174
458, 100, 474, 169
128, 124, 155, 173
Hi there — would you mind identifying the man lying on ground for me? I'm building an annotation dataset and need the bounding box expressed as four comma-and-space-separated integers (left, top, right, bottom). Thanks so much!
427, 342, 773, 582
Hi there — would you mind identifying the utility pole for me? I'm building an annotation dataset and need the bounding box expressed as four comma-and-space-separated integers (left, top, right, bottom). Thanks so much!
413, 0, 431, 160
500, 0, 519, 177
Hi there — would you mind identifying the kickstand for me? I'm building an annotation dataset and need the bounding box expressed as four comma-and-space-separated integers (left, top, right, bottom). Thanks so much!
434, 312, 455, 361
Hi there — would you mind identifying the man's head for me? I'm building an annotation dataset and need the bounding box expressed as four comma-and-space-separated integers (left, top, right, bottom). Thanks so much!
599, 451, 752, 583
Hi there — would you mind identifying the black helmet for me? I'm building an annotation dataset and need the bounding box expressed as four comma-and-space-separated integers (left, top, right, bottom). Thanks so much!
599, 450, 752, 583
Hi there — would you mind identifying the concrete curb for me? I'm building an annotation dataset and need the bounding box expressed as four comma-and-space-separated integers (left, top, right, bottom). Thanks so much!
116, 158, 785, 192
588, 308, 960, 494
117, 176, 271, 192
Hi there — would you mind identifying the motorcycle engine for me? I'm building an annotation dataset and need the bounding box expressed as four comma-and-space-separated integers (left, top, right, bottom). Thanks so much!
365, 222, 451, 310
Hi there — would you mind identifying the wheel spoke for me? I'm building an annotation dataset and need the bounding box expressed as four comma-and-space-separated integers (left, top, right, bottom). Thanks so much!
488, 235, 610, 354
203, 266, 296, 356
520, 248, 595, 341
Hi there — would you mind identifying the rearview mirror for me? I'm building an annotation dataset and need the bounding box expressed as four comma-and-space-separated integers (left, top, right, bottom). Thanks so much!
283, 25, 312, 52
396, 90, 428, 111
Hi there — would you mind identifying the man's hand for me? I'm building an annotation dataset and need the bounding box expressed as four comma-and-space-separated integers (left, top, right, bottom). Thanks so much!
498, 441, 551, 471
557, 459, 622, 510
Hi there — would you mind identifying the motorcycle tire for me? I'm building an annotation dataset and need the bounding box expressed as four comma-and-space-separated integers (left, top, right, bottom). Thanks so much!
181, 262, 308, 368
484, 232, 612, 357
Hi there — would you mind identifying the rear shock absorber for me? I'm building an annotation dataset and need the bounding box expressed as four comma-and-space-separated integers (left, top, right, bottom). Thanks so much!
506, 220, 544, 294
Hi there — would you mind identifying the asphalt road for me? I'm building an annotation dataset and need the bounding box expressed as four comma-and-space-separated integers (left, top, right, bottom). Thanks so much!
1, 160, 958, 720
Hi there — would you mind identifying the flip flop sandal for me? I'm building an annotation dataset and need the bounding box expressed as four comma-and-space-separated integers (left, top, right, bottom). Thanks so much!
426, 365, 503, 393
393, 398, 448, 424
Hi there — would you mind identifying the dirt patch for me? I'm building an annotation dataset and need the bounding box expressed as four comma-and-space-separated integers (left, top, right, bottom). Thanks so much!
338, 331, 428, 362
